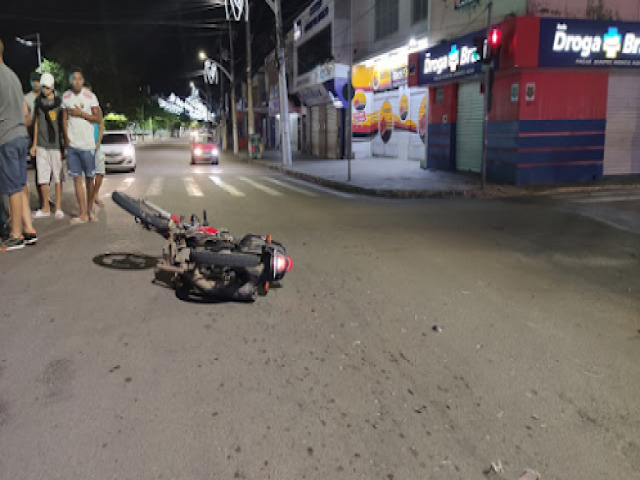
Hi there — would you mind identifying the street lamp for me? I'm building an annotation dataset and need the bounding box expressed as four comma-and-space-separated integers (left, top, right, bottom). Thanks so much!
16, 33, 42, 69
199, 51, 207, 61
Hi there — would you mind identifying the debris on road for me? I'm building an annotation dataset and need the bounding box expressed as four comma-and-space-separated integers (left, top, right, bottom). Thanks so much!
517, 469, 541, 480
432, 323, 442, 333
483, 460, 504, 475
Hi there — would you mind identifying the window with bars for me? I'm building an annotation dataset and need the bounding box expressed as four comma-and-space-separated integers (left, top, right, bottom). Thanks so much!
375, 0, 399, 41
413, 0, 429, 24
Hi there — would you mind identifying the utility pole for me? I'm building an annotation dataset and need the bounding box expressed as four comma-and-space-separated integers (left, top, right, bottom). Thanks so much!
481, 1, 493, 191
245, 6, 255, 138
346, 0, 353, 181
36, 33, 42, 69
273, 0, 292, 166
228, 20, 239, 155
219, 39, 228, 151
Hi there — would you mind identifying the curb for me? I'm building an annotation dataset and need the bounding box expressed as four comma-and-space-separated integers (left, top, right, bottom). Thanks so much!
241, 155, 640, 200
247, 159, 487, 199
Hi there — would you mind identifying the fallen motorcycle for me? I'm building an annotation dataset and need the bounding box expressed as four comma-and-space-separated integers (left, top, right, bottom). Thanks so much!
111, 191, 292, 302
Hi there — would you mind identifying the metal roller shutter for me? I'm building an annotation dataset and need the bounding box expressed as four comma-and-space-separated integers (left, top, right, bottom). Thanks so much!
456, 82, 484, 173
311, 106, 321, 157
604, 73, 640, 175
326, 104, 339, 159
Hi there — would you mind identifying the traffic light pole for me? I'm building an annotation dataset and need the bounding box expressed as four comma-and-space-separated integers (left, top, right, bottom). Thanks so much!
245, 6, 254, 137
481, 1, 493, 191
346, 0, 353, 181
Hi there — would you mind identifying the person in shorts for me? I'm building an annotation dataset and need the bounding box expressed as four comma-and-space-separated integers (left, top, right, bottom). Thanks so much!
24, 71, 44, 207
62, 68, 102, 224
30, 72, 64, 219
0, 39, 37, 251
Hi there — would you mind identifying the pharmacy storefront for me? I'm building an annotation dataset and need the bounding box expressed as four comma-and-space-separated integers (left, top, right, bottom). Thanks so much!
409, 17, 640, 184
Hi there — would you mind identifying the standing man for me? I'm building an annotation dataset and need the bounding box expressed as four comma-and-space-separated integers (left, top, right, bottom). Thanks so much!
85, 83, 105, 208
62, 68, 102, 224
24, 71, 43, 208
30, 72, 65, 219
0, 39, 37, 251
24, 71, 41, 124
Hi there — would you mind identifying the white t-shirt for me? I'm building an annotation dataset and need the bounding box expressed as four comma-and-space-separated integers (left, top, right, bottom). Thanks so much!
62, 88, 99, 150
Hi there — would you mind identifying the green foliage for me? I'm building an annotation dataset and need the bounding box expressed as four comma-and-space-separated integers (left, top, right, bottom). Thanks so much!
37, 58, 68, 93
104, 112, 129, 130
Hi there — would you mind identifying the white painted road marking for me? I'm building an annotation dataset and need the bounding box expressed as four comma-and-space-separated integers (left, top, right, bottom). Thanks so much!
184, 177, 204, 197
209, 176, 246, 197
567, 194, 640, 204
145, 177, 164, 197
238, 176, 283, 196
282, 176, 355, 199
262, 177, 318, 197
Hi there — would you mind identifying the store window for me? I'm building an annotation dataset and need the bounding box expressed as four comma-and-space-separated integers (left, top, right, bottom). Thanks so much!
375, 0, 399, 41
412, 0, 429, 24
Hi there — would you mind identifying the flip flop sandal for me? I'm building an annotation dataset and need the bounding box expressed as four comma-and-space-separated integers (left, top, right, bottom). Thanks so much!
70, 217, 87, 225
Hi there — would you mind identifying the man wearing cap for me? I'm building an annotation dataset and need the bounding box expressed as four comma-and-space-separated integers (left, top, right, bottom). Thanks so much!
30, 72, 65, 219
62, 67, 102, 224
0, 39, 37, 251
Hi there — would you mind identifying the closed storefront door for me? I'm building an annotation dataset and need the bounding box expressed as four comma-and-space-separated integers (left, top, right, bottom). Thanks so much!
311, 105, 321, 157
456, 81, 484, 173
604, 73, 640, 175
326, 104, 339, 159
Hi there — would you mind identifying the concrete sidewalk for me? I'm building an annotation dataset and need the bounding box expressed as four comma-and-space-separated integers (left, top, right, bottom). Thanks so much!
239, 149, 640, 199
242, 149, 494, 198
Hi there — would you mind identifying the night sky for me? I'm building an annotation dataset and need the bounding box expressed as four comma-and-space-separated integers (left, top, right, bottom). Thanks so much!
1, 0, 308, 98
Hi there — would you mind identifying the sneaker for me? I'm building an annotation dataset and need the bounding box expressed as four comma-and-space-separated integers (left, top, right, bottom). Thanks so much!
33, 209, 51, 219
54, 210, 65, 219
0, 222, 9, 241
1, 236, 25, 251
22, 230, 37, 245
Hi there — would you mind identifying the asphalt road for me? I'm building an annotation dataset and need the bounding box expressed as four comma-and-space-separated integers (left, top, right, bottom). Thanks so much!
1, 141, 639, 480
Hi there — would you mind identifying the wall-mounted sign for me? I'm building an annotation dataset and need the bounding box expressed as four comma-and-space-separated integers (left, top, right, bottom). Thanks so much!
539, 18, 640, 68
296, 84, 332, 107
391, 66, 409, 88
295, 0, 331, 42
525, 83, 535, 102
511, 83, 519, 102
417, 30, 484, 85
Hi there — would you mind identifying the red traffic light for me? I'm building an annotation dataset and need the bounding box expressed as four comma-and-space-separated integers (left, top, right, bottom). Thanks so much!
489, 28, 502, 48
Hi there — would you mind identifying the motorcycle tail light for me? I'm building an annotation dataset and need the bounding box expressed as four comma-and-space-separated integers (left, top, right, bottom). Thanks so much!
272, 252, 292, 280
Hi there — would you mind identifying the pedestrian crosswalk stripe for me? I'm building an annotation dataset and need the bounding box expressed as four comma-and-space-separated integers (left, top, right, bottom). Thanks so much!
262, 177, 318, 197
115, 176, 136, 191
209, 176, 246, 197
184, 177, 204, 197
146, 177, 163, 197
238, 176, 283, 196
282, 176, 355, 199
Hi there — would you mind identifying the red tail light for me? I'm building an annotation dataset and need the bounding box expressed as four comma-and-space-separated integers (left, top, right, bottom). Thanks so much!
272, 252, 292, 280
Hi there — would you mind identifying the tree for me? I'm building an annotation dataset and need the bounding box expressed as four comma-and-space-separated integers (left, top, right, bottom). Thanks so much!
37, 58, 68, 93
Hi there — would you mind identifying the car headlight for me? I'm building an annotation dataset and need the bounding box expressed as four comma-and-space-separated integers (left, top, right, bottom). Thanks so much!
123, 146, 134, 157
194, 147, 203, 156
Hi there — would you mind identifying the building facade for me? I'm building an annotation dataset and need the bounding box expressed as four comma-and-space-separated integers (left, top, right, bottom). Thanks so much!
407, 0, 640, 184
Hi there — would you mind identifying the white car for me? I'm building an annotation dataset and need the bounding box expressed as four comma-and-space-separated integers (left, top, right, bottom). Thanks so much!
102, 130, 137, 173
